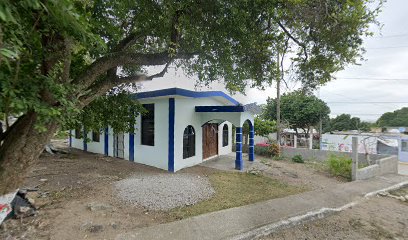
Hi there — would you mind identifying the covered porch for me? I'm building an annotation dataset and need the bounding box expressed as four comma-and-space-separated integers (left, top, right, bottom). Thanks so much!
195, 105, 255, 171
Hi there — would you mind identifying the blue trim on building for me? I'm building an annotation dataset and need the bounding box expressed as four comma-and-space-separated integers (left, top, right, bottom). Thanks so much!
83, 128, 87, 151
248, 123, 255, 161
249, 127, 255, 161
235, 127, 243, 170
104, 127, 109, 156
195, 106, 244, 112
69, 130, 72, 147
132, 88, 240, 106
168, 98, 175, 172
129, 132, 134, 162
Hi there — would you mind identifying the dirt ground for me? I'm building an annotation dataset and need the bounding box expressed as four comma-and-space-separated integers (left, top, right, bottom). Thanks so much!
0, 140, 179, 240
254, 155, 345, 190
262, 195, 408, 240
0, 140, 344, 240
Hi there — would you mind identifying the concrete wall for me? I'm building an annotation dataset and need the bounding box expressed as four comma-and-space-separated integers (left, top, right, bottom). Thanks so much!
71, 95, 251, 172
321, 134, 377, 154
71, 98, 170, 171
356, 156, 398, 180
218, 122, 233, 156
254, 133, 277, 145
133, 98, 169, 170
280, 147, 390, 165
173, 97, 234, 171
71, 129, 83, 150
399, 138, 408, 162
85, 131, 105, 155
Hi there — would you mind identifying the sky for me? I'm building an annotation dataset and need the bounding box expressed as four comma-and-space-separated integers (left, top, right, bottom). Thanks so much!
141, 0, 408, 122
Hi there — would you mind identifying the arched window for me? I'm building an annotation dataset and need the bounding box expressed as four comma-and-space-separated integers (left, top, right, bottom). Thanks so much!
222, 124, 228, 147
183, 125, 195, 159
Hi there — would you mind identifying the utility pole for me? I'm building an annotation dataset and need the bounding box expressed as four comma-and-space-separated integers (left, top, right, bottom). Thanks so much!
318, 88, 322, 149
276, 51, 281, 147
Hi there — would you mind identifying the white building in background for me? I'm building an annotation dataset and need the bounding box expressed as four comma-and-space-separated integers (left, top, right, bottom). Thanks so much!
70, 88, 254, 172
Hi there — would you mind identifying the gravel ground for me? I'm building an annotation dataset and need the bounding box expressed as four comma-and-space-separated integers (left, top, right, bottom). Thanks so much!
114, 173, 215, 211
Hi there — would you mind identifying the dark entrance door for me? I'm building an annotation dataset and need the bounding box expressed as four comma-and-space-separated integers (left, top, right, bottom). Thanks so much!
113, 132, 124, 158
202, 123, 218, 160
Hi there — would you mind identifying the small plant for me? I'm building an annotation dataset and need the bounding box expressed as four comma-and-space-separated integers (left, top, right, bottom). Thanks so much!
292, 155, 304, 163
254, 144, 270, 157
272, 155, 285, 161
268, 143, 280, 157
327, 154, 352, 181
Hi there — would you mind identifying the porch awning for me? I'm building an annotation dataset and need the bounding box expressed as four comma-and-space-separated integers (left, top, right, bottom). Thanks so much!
194, 105, 253, 127
195, 106, 244, 112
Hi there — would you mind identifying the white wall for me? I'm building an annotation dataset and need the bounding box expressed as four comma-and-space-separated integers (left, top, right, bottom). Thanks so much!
71, 129, 83, 150
173, 97, 241, 171
133, 98, 169, 170
70, 95, 253, 172
218, 122, 233, 155
254, 133, 277, 145
85, 131, 104, 155
70, 129, 104, 154
400, 138, 408, 162
321, 134, 378, 154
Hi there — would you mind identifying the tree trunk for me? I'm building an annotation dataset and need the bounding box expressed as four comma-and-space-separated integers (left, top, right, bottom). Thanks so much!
0, 111, 58, 194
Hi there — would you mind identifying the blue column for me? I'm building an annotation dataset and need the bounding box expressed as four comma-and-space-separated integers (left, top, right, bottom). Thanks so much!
168, 98, 175, 172
69, 130, 72, 147
235, 127, 243, 170
83, 128, 87, 151
129, 131, 134, 162
249, 124, 255, 161
104, 127, 109, 156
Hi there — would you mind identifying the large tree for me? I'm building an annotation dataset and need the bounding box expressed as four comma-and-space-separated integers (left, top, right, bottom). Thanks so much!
324, 113, 371, 132
263, 91, 330, 137
377, 107, 408, 127
0, 0, 381, 193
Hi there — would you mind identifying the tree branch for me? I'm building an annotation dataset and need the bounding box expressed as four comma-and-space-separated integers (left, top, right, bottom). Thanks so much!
276, 20, 308, 60
72, 51, 194, 91
78, 61, 173, 106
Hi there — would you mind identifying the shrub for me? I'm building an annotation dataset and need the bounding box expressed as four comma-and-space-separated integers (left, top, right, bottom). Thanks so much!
254, 145, 270, 157
268, 143, 280, 157
292, 155, 304, 163
327, 154, 352, 180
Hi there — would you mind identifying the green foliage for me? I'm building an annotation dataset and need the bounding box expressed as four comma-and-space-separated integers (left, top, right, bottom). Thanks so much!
65, 92, 144, 134
0, 0, 382, 135
292, 155, 304, 163
0, 0, 101, 131
254, 145, 270, 157
327, 154, 352, 181
268, 143, 280, 157
254, 117, 276, 137
254, 143, 280, 158
54, 130, 69, 140
324, 114, 372, 132
377, 107, 408, 127
263, 90, 330, 132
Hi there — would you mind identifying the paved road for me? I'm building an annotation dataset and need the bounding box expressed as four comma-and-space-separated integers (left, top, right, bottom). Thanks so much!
116, 174, 408, 240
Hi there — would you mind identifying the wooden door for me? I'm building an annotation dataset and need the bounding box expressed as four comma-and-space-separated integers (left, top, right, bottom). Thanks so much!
202, 123, 218, 159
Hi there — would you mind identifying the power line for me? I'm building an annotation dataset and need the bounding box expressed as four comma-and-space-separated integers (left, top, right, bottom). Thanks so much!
327, 102, 408, 104
366, 45, 408, 49
331, 113, 383, 116
336, 77, 408, 81
373, 33, 408, 39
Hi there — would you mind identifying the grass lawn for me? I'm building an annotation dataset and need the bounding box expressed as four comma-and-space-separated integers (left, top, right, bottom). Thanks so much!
169, 171, 306, 219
